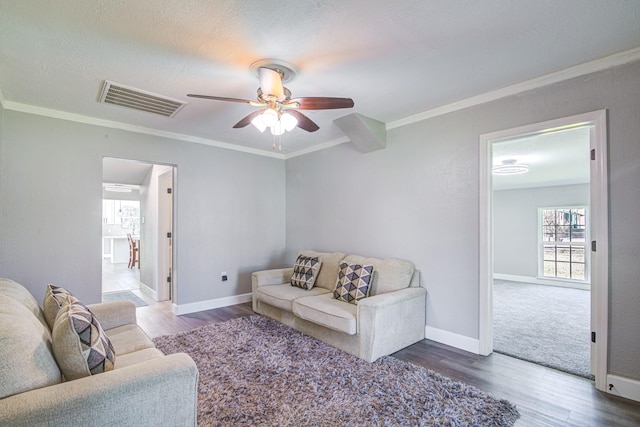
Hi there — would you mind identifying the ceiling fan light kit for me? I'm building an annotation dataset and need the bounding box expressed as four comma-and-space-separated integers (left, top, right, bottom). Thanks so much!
187, 59, 354, 148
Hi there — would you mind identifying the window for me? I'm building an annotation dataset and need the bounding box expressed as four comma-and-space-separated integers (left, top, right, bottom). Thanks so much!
103, 199, 140, 233
540, 207, 588, 281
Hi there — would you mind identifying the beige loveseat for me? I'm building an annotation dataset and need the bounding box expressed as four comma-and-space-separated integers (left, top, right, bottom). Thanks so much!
0, 278, 198, 426
252, 250, 426, 362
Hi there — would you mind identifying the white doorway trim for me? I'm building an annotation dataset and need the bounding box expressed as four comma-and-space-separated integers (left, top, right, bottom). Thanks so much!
157, 168, 174, 301
479, 110, 608, 392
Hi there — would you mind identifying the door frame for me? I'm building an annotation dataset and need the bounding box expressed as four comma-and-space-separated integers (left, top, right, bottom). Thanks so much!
478, 110, 608, 391
157, 167, 175, 301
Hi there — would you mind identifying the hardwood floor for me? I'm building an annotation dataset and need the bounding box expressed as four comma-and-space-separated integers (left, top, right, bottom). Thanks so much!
102, 260, 140, 293
136, 300, 640, 426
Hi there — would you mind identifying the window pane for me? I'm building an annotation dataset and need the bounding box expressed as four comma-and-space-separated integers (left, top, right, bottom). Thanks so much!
571, 246, 585, 263
570, 226, 586, 242
543, 246, 556, 261
556, 262, 571, 278
556, 209, 571, 226
572, 209, 586, 226
543, 226, 555, 241
543, 261, 556, 277
542, 210, 555, 225
572, 263, 585, 280
557, 246, 570, 262
557, 226, 570, 241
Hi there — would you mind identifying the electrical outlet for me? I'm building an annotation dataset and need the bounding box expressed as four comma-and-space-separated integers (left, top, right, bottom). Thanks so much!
221, 272, 228, 282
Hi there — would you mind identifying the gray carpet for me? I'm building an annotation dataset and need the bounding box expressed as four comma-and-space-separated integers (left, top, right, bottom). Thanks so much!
153, 315, 520, 427
102, 290, 148, 307
493, 280, 591, 378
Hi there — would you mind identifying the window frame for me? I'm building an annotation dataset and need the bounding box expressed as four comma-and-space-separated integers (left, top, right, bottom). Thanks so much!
537, 205, 590, 283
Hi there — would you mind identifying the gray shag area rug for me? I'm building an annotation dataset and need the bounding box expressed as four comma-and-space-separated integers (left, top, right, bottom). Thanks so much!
493, 280, 591, 378
102, 290, 148, 307
153, 315, 520, 426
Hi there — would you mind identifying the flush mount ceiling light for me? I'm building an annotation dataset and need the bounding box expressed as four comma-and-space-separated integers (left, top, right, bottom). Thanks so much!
103, 184, 133, 193
492, 159, 529, 175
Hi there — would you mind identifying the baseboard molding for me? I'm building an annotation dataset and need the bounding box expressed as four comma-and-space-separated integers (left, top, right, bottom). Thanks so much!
606, 374, 640, 403
138, 281, 158, 301
425, 326, 480, 354
172, 292, 253, 315
493, 273, 590, 291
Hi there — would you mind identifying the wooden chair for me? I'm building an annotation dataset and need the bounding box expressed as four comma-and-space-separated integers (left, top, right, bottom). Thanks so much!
127, 233, 139, 269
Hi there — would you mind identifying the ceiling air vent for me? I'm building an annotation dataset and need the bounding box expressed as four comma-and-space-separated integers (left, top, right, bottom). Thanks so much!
99, 80, 186, 117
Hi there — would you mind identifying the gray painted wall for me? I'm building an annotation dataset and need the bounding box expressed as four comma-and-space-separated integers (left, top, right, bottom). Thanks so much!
493, 184, 590, 278
0, 109, 286, 306
286, 60, 640, 380
1, 60, 639, 381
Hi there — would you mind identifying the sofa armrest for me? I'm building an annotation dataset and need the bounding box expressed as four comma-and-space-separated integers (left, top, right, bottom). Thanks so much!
357, 287, 427, 362
0, 353, 198, 427
252, 268, 293, 290
87, 300, 137, 330
252, 268, 293, 312
358, 287, 426, 310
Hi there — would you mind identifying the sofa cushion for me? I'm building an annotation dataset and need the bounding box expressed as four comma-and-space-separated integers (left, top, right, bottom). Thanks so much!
293, 293, 358, 335
333, 262, 374, 304
43, 284, 77, 330
52, 300, 116, 380
105, 324, 155, 355
290, 255, 322, 290
0, 294, 62, 399
256, 284, 330, 312
299, 250, 346, 291
342, 255, 415, 296
114, 347, 165, 369
0, 278, 49, 328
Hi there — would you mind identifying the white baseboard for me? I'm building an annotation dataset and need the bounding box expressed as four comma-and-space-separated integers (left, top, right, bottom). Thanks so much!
138, 282, 158, 301
493, 273, 590, 291
172, 292, 253, 315
606, 374, 640, 403
425, 326, 480, 354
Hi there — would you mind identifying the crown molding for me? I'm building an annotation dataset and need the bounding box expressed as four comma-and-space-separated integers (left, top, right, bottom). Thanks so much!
1, 100, 285, 159
387, 46, 640, 130
283, 136, 350, 159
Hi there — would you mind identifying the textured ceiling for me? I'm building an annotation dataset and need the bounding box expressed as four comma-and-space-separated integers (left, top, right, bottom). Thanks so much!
492, 127, 590, 191
1, 0, 640, 156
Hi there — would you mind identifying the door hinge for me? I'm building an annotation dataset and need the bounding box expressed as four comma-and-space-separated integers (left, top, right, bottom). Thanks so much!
591, 149, 595, 160
591, 240, 597, 252
167, 188, 172, 194
167, 232, 172, 238
167, 276, 171, 283
591, 331, 596, 343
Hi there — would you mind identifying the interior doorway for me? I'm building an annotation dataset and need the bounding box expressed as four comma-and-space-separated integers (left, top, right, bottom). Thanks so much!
490, 128, 591, 378
479, 111, 609, 391
102, 157, 176, 304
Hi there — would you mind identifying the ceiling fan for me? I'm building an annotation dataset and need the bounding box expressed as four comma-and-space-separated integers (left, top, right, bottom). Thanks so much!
187, 60, 354, 136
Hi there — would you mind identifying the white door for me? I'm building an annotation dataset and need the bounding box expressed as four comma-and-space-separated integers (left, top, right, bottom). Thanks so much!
157, 169, 174, 301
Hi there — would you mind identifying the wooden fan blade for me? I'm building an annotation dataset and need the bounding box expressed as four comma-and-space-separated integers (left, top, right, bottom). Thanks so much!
290, 97, 354, 110
233, 110, 264, 128
286, 110, 320, 132
187, 94, 253, 104
259, 68, 285, 100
